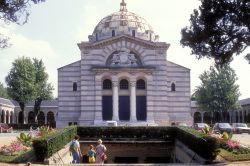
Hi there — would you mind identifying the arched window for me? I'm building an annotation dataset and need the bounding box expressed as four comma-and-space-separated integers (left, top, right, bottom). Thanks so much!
73, 82, 77, 91
136, 79, 146, 89
103, 79, 112, 90
171, 83, 176, 91
120, 79, 129, 89
132, 30, 136, 37
112, 30, 116, 37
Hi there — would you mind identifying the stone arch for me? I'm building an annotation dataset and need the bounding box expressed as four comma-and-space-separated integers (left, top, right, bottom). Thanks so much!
193, 112, 201, 123
37, 111, 45, 125
18, 111, 24, 124
203, 112, 211, 124
213, 111, 220, 123
236, 111, 239, 123
47, 111, 55, 127
135, 73, 147, 82
246, 111, 250, 123
223, 112, 230, 122
243, 110, 247, 123
1, 110, 4, 123
117, 72, 132, 81
28, 111, 35, 124
10, 111, 14, 124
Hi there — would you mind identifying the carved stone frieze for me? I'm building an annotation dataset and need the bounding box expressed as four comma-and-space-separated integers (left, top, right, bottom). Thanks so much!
109, 48, 139, 67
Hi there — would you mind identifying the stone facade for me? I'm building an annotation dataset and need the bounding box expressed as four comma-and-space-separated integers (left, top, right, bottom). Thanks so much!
57, 0, 192, 128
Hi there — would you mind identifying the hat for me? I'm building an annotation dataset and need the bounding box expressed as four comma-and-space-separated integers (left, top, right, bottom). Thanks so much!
97, 139, 102, 144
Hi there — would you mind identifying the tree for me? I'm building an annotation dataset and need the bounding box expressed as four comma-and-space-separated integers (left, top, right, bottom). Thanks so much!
0, 82, 9, 98
33, 58, 54, 123
181, 0, 250, 65
6, 56, 36, 123
0, 0, 46, 49
194, 64, 241, 122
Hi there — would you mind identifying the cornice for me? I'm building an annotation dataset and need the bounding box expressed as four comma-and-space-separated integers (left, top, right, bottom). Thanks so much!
92, 66, 155, 75
77, 35, 170, 50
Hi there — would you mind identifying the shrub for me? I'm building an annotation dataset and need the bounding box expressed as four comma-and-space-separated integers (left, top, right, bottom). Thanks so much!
220, 148, 250, 161
176, 127, 219, 161
32, 126, 77, 161
10, 124, 40, 130
77, 126, 176, 141
17, 133, 33, 147
0, 149, 34, 163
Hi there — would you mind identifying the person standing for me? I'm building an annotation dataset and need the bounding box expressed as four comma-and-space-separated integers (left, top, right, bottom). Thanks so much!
95, 139, 107, 164
87, 144, 96, 163
70, 135, 82, 164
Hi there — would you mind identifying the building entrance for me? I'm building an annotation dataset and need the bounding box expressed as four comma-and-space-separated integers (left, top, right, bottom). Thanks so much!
119, 96, 130, 121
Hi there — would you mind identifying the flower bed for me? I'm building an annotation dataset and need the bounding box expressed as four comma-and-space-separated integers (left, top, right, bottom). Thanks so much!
218, 138, 250, 161
0, 125, 56, 163
195, 125, 250, 161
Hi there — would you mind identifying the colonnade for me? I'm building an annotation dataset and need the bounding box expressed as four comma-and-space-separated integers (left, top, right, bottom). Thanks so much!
111, 79, 138, 121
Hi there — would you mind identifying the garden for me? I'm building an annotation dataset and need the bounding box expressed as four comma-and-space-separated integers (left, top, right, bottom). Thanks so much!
196, 125, 250, 162
0, 126, 61, 163
0, 125, 250, 164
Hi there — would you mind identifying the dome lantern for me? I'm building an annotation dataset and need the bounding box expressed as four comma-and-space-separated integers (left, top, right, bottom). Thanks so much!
88, 0, 159, 43
120, 0, 127, 12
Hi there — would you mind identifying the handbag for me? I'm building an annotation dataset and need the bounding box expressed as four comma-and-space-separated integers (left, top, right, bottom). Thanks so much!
101, 154, 107, 161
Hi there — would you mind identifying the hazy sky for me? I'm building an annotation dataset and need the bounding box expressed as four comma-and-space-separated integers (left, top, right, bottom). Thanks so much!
0, 0, 249, 99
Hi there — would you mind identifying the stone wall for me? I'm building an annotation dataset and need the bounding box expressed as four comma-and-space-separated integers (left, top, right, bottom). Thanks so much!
57, 61, 81, 128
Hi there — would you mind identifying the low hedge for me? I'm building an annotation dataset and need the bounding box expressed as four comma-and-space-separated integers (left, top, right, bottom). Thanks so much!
0, 149, 35, 163
176, 127, 219, 161
10, 124, 40, 130
219, 148, 250, 161
33, 126, 77, 161
77, 126, 175, 141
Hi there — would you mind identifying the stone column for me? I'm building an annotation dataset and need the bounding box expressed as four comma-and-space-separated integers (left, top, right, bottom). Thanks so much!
241, 110, 245, 123
7, 112, 10, 124
238, 111, 241, 123
201, 112, 204, 123
112, 81, 119, 121
45, 115, 48, 124
130, 81, 137, 121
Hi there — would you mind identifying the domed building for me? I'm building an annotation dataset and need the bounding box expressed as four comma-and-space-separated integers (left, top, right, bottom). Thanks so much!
57, 0, 192, 127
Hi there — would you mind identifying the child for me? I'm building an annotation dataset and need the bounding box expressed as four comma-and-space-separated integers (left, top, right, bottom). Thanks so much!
88, 144, 96, 163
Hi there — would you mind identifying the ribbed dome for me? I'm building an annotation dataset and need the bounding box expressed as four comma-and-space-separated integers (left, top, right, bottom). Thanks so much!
89, 0, 158, 43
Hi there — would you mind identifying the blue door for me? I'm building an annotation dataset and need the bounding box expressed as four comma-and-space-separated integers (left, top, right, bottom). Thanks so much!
136, 96, 147, 121
102, 96, 113, 120
119, 96, 130, 121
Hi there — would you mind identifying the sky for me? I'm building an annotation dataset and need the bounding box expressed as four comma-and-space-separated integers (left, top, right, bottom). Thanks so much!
0, 0, 249, 99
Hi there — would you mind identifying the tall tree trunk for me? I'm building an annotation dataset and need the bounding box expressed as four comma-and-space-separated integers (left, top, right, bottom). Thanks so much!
19, 102, 25, 124
34, 99, 42, 124
220, 112, 225, 122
